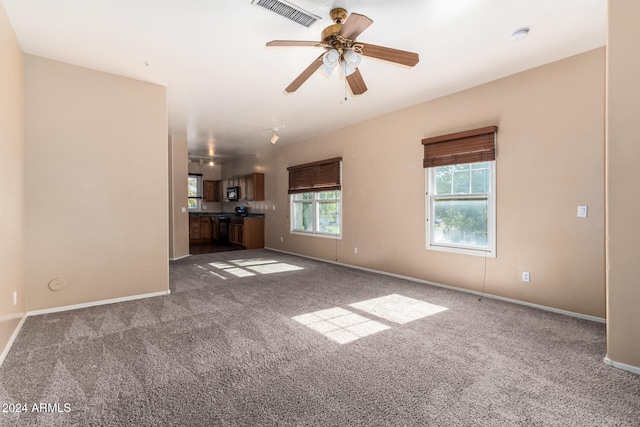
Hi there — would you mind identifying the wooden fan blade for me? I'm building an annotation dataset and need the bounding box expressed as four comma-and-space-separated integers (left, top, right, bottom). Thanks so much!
346, 68, 367, 95
360, 43, 419, 67
285, 54, 324, 93
266, 40, 321, 47
339, 13, 373, 40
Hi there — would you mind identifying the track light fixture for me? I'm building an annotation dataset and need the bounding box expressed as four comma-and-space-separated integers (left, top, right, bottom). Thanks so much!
188, 155, 215, 166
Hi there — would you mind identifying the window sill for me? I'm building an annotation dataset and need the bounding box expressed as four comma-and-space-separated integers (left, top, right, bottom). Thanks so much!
426, 244, 495, 258
290, 230, 342, 240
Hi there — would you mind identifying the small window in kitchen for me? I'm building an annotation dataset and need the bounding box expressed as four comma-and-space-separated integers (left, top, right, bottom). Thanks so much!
288, 158, 342, 238
188, 174, 202, 211
422, 127, 497, 257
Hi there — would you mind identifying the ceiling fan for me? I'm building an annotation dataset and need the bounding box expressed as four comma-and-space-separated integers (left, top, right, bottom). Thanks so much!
266, 8, 419, 95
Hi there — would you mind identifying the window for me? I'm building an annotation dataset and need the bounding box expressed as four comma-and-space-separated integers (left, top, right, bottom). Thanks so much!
426, 162, 495, 256
288, 157, 342, 238
188, 174, 202, 210
291, 190, 341, 236
422, 126, 497, 257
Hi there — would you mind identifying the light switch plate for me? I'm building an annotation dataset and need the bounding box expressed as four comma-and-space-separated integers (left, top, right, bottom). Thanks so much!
577, 205, 588, 218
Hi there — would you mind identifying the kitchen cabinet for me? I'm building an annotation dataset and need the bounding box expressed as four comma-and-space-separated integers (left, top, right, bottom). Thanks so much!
203, 180, 220, 202
189, 215, 213, 242
229, 221, 244, 246
244, 173, 265, 201
229, 217, 264, 249
222, 172, 265, 202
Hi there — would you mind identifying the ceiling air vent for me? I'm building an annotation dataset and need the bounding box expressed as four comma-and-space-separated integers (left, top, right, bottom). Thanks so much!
252, 0, 321, 28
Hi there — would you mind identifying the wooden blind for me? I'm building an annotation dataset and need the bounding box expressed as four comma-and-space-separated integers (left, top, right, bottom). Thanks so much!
422, 126, 497, 168
287, 157, 342, 194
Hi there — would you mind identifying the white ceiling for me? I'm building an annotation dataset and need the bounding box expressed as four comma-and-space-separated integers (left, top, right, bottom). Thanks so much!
2, 0, 606, 162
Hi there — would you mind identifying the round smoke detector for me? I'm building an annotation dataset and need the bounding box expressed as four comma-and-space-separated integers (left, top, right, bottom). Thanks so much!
511, 27, 530, 41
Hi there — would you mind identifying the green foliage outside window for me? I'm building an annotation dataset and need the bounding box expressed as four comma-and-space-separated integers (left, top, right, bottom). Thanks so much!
433, 163, 490, 247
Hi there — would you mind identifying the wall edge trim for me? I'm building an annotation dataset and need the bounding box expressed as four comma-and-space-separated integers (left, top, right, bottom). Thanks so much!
26, 290, 171, 317
0, 315, 28, 368
604, 357, 640, 375
265, 247, 606, 324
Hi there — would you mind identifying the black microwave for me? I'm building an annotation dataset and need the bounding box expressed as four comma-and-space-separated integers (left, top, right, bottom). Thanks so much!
226, 186, 240, 201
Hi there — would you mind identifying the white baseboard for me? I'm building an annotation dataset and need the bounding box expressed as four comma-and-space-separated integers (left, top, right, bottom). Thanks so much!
170, 254, 191, 261
27, 290, 170, 317
604, 357, 640, 375
0, 314, 28, 367
265, 247, 606, 324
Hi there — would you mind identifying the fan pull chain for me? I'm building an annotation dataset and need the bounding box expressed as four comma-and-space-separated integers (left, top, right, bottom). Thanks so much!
344, 79, 347, 101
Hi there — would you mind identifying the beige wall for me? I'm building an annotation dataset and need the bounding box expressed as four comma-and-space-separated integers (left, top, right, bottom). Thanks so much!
260, 48, 606, 318
606, 0, 640, 369
169, 134, 189, 260
24, 55, 169, 311
0, 1, 25, 355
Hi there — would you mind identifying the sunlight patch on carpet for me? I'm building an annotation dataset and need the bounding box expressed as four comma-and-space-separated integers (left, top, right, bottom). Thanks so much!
204, 258, 304, 278
229, 258, 279, 267
248, 263, 303, 274
293, 307, 390, 344
349, 294, 448, 324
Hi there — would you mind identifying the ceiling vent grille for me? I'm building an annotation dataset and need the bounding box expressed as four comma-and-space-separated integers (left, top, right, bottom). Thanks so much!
252, 0, 321, 27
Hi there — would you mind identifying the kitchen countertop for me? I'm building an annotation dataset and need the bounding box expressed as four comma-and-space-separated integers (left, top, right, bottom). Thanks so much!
189, 212, 265, 218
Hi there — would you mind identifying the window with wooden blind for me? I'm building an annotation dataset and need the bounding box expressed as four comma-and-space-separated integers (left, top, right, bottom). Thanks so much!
422, 126, 497, 168
287, 157, 342, 194
422, 127, 497, 257
288, 158, 342, 238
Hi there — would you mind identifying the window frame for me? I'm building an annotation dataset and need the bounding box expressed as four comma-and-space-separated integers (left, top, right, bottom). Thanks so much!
290, 190, 342, 239
188, 174, 203, 211
425, 161, 496, 257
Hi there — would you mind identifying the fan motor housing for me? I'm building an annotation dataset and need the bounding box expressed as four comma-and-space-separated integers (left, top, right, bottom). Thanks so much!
321, 23, 342, 42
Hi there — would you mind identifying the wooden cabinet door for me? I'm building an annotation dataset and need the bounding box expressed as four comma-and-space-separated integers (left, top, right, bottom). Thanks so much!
203, 180, 219, 202
236, 225, 244, 245
245, 173, 265, 201
200, 216, 212, 240
189, 216, 201, 240
229, 224, 239, 244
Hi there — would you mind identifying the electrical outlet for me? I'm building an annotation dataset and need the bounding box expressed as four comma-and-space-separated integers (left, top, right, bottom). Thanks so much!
522, 272, 530, 283
13, 291, 17, 305
280, 236, 283, 242
354, 247, 358, 254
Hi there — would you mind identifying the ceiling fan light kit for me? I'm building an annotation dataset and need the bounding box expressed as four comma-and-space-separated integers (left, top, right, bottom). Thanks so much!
266, 7, 419, 95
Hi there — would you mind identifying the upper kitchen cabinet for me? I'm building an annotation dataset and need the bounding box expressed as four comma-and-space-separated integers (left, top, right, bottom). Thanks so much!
203, 180, 220, 202
244, 173, 265, 201
222, 173, 264, 201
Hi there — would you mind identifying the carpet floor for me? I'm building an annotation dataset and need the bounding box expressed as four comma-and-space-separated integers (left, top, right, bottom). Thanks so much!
1, 249, 638, 426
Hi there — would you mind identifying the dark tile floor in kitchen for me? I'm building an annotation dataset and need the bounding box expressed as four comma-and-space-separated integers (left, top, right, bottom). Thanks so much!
189, 242, 243, 255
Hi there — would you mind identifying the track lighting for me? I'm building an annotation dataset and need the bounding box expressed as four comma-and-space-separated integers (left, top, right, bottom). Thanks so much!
188, 156, 215, 166
270, 132, 280, 144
